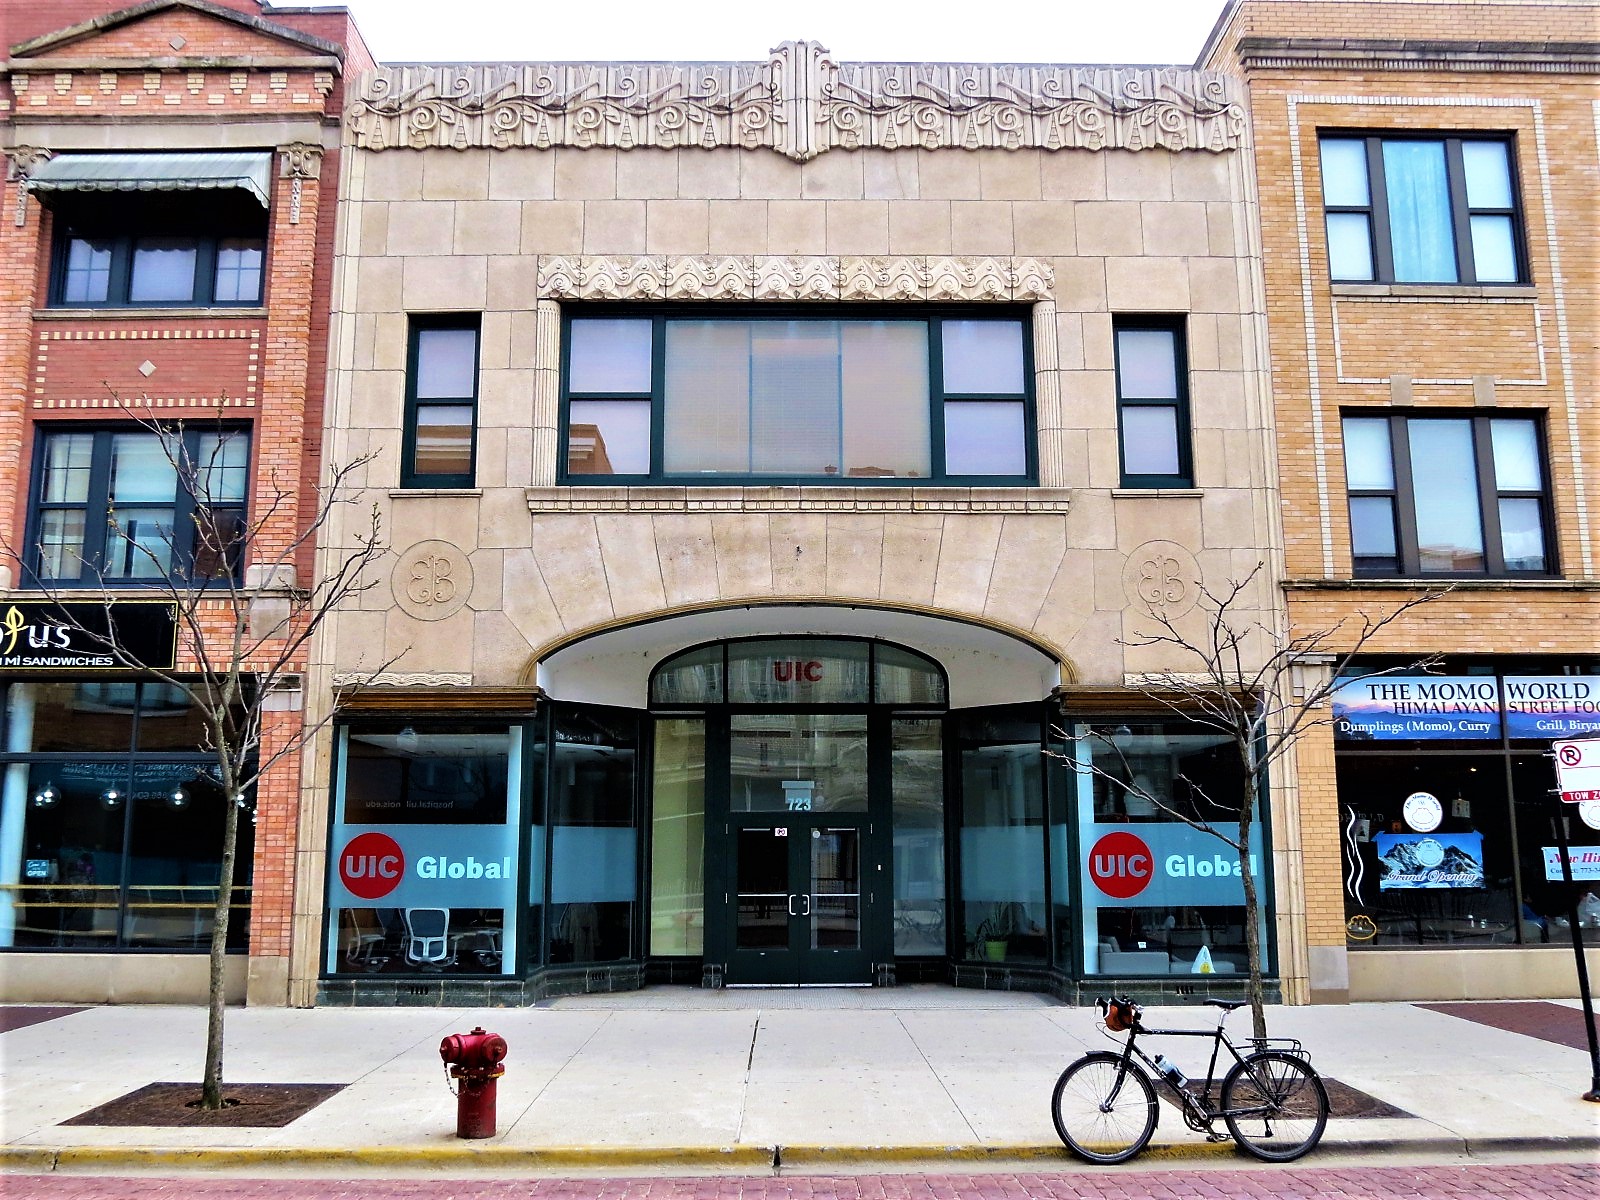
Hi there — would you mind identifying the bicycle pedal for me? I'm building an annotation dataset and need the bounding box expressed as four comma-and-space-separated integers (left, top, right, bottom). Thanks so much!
1206, 1132, 1231, 1143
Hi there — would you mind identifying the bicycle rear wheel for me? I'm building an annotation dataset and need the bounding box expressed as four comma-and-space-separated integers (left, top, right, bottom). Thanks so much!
1220, 1050, 1329, 1162
1050, 1051, 1159, 1164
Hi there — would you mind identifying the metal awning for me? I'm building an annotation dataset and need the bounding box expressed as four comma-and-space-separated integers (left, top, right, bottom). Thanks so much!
28, 152, 273, 208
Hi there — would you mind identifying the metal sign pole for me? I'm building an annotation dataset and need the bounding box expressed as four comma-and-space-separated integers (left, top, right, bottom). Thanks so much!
1548, 780, 1600, 1102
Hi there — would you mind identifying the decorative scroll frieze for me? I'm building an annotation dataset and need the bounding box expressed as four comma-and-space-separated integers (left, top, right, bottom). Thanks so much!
536, 255, 1055, 304
348, 42, 1245, 159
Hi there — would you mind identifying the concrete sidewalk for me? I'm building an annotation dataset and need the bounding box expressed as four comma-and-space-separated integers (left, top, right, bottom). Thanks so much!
2, 988, 1597, 1173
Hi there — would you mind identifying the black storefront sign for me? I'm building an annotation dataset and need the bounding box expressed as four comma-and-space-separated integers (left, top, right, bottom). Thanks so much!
0, 602, 177, 671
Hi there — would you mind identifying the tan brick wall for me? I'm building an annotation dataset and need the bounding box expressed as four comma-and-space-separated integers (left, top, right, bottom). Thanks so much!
1214, 0, 1599, 976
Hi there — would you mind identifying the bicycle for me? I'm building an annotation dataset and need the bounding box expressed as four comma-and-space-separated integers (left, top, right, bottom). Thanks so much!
1051, 996, 1329, 1164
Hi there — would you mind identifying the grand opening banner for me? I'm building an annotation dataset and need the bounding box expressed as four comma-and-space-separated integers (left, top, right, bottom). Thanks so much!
1333, 674, 1600, 742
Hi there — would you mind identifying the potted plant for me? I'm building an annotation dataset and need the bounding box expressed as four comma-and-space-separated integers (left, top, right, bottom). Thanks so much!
973, 910, 1012, 962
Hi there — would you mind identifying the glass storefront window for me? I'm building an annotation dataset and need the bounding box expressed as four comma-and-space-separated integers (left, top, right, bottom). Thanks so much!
892, 718, 945, 955
325, 724, 520, 976
1339, 754, 1514, 945
1336, 659, 1600, 951
1072, 724, 1263, 976
548, 708, 637, 965
957, 708, 1046, 965
650, 719, 705, 956
1, 680, 252, 952
1511, 754, 1600, 943
125, 767, 246, 950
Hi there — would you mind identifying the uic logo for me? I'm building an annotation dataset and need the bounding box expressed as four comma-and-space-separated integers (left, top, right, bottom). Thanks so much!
340, 831, 405, 900
1088, 830, 1153, 899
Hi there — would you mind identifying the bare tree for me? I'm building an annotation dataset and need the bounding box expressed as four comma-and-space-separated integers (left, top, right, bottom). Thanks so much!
5, 403, 391, 1109
1054, 562, 1446, 1040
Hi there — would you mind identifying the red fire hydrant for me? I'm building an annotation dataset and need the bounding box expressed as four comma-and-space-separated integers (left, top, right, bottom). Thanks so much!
439, 1026, 508, 1139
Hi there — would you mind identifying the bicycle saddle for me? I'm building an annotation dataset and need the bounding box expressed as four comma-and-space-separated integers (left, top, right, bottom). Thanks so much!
1204, 999, 1247, 1011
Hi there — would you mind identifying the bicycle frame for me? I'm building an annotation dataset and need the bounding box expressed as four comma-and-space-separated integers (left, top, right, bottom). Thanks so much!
1109, 1010, 1295, 1134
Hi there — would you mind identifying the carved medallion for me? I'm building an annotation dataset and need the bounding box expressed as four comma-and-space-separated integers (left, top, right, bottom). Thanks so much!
1122, 540, 1201, 619
393, 540, 473, 620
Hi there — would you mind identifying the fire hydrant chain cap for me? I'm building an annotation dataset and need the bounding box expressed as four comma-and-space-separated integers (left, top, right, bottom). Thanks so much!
441, 1026, 507, 1139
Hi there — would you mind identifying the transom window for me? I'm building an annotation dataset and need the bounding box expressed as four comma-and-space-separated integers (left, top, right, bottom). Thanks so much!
1319, 134, 1524, 285
562, 310, 1033, 484
28, 426, 251, 586
1342, 412, 1551, 577
651, 638, 947, 707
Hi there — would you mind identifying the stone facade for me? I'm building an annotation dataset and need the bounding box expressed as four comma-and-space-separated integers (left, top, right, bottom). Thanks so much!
304, 38, 1288, 1003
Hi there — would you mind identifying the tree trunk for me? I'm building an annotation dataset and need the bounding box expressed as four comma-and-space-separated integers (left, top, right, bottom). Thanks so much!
1238, 800, 1267, 1042
200, 779, 240, 1110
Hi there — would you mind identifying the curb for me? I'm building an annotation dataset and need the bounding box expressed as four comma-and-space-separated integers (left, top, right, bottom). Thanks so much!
6, 1134, 1599, 1174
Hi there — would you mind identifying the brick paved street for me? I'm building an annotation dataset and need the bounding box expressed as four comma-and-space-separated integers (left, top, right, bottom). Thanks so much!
4, 1164, 1597, 1200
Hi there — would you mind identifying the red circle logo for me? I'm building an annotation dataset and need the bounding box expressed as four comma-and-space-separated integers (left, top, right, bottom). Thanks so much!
1089, 831, 1154, 899
339, 832, 405, 900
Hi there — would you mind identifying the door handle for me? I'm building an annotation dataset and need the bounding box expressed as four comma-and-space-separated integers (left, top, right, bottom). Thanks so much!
788, 894, 798, 917
800, 894, 811, 917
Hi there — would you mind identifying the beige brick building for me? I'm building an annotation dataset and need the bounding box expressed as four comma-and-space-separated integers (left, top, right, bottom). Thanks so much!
302, 42, 1296, 1005
1205, 0, 1600, 1002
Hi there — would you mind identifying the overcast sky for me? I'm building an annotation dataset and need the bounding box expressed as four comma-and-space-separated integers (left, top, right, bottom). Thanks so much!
329, 0, 1232, 66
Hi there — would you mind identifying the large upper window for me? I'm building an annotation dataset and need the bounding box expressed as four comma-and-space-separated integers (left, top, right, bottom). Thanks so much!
402, 318, 480, 488
28, 426, 250, 587
1342, 412, 1551, 577
48, 193, 267, 308
1319, 135, 1524, 285
562, 310, 1033, 483
1113, 318, 1192, 488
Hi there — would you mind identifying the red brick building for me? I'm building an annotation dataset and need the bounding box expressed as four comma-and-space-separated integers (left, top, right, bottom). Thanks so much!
0, 0, 370, 1004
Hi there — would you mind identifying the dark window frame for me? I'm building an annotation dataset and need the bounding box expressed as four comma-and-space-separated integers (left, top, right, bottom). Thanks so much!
1319, 132, 1528, 286
1112, 315, 1193, 489
401, 316, 482, 489
46, 193, 268, 309
24, 424, 253, 589
1342, 410, 1555, 579
557, 305, 1037, 486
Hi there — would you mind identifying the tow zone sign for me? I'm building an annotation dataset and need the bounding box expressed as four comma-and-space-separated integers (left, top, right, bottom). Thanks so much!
1554, 738, 1600, 803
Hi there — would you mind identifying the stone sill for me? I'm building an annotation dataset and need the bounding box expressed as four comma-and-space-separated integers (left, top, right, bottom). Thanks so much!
388, 488, 483, 499
1284, 577, 1599, 592
526, 486, 1072, 514
1111, 488, 1202, 499
1330, 283, 1535, 302
32, 306, 268, 321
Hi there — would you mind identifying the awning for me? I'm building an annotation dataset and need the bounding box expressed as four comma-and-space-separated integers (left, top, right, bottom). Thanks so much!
28, 152, 273, 208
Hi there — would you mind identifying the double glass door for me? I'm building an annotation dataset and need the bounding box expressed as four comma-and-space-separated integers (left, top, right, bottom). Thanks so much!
731, 817, 869, 984
723, 712, 875, 984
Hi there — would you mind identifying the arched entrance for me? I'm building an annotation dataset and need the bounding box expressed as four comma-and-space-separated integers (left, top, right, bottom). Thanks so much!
650, 636, 946, 985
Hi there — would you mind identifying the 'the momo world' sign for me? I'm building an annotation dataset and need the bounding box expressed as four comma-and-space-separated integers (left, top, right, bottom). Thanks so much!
1333, 675, 1500, 741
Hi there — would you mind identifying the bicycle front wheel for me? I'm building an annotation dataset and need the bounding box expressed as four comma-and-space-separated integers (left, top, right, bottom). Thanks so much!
1050, 1051, 1159, 1164
1220, 1050, 1329, 1162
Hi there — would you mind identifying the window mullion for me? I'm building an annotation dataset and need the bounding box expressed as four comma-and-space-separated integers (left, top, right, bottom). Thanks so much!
1472, 416, 1507, 574
1444, 139, 1475, 285
1389, 417, 1422, 576
1364, 138, 1396, 283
